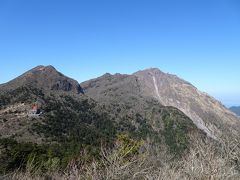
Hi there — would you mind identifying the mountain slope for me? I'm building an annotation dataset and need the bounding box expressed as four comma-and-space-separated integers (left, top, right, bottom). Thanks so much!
0, 65, 206, 174
81, 72, 207, 154
0, 66, 119, 173
134, 68, 240, 138
229, 106, 240, 116
82, 68, 240, 139
0, 66, 113, 145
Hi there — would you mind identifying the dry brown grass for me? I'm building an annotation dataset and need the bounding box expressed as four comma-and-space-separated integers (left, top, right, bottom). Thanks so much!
7, 135, 240, 180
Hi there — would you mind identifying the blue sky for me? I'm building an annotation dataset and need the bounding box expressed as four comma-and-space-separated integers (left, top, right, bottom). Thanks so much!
0, 0, 239, 106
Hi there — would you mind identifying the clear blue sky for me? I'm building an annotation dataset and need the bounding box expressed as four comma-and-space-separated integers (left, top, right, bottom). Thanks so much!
0, 0, 239, 106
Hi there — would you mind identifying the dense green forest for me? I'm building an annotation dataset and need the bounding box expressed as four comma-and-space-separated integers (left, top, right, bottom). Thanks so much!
0, 87, 195, 175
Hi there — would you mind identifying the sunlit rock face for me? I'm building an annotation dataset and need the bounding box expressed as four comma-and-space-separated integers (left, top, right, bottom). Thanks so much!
82, 68, 240, 139
134, 68, 239, 139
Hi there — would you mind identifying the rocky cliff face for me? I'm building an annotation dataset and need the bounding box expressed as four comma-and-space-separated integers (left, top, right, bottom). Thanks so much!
136, 69, 240, 138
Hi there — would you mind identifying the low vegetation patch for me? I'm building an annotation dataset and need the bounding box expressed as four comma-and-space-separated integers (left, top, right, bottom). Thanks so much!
4, 136, 240, 180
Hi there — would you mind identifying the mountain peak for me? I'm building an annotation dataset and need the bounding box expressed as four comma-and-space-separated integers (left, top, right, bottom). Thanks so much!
102, 73, 112, 77
134, 68, 163, 76
28, 65, 57, 73
1, 65, 84, 94
132, 68, 239, 139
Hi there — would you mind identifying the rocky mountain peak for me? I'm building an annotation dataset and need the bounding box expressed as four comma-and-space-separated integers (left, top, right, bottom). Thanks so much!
133, 68, 239, 139
82, 67, 240, 139
134, 68, 163, 76
1, 65, 84, 94
25, 65, 59, 76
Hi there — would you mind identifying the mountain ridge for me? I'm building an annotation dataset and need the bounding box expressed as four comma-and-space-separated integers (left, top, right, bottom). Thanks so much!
0, 65, 207, 144
1, 65, 239, 141
82, 67, 240, 139
1, 65, 238, 175
229, 106, 240, 116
